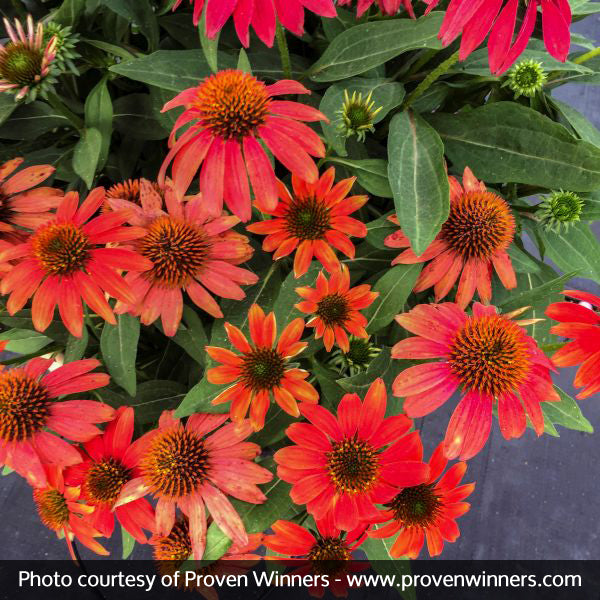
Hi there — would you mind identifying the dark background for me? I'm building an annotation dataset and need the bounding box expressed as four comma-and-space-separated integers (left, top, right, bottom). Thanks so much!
0, 16, 598, 561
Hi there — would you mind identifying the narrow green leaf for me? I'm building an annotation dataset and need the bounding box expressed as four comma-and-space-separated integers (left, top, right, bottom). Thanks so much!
166, 305, 208, 366
121, 527, 135, 559
53, 0, 87, 26
0, 95, 16, 127
542, 386, 593, 434
73, 127, 102, 188
273, 263, 321, 329
65, 327, 89, 362
388, 111, 449, 256
199, 11, 219, 73
84, 76, 113, 170
552, 98, 600, 147
101, 0, 159, 50
237, 49, 252, 74
113, 94, 169, 140
507, 244, 541, 273
0, 329, 51, 354
100, 314, 140, 396
326, 157, 392, 198
175, 376, 230, 418
0, 102, 70, 140
131, 380, 187, 424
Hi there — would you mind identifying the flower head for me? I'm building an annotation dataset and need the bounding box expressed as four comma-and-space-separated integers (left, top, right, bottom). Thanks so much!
506, 59, 546, 98
0, 15, 58, 101
0, 157, 62, 236
546, 290, 600, 399
369, 443, 474, 558
247, 168, 368, 277
425, 0, 571, 74
43, 22, 79, 74
536, 190, 584, 233
0, 188, 152, 337
0, 357, 113, 487
109, 183, 258, 336
295, 265, 378, 352
275, 379, 429, 531
263, 518, 366, 597
392, 302, 559, 460
207, 304, 318, 431
338, 90, 382, 142
114, 410, 272, 560
385, 167, 516, 308
64, 407, 156, 543
33, 464, 108, 559
159, 70, 328, 221
338, 0, 416, 18
329, 337, 382, 375
104, 178, 164, 212
172, 0, 336, 47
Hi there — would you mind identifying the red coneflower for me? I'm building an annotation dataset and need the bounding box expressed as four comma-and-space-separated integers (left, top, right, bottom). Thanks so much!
0, 15, 57, 101
207, 304, 318, 431
263, 518, 366, 597
172, 0, 336, 47
546, 290, 600, 399
385, 167, 516, 308
109, 183, 258, 336
0, 157, 62, 235
33, 464, 108, 559
247, 168, 368, 277
0, 187, 152, 337
392, 302, 559, 460
369, 443, 474, 558
338, 0, 416, 18
0, 357, 113, 487
64, 407, 156, 544
103, 178, 164, 213
114, 410, 272, 560
295, 264, 378, 352
275, 378, 429, 531
159, 70, 327, 221
424, 0, 571, 74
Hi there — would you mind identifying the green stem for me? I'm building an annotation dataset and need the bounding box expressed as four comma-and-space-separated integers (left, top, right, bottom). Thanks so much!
46, 92, 84, 130
573, 47, 600, 65
275, 22, 292, 80
402, 50, 460, 111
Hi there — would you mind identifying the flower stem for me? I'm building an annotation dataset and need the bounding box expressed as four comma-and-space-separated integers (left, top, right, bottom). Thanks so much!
573, 46, 600, 65
275, 22, 292, 80
402, 50, 460, 111
46, 92, 84, 130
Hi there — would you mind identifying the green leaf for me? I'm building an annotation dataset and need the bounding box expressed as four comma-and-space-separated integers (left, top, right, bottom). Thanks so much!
100, 314, 140, 396
0, 102, 70, 140
199, 11, 219, 73
537, 222, 600, 282
325, 157, 392, 198
507, 244, 541, 273
175, 376, 230, 418
0, 329, 51, 354
101, 0, 159, 50
499, 271, 575, 312
309, 12, 444, 82
428, 102, 600, 191
273, 262, 321, 329
203, 523, 232, 561
72, 127, 102, 188
121, 527, 135, 559
131, 380, 187, 424
167, 305, 208, 366
110, 50, 235, 92
551, 98, 600, 147
65, 328, 89, 362
113, 94, 169, 140
388, 111, 449, 256
237, 49, 252, 74
364, 264, 422, 333
0, 95, 16, 127
311, 361, 346, 410
365, 212, 397, 249
53, 0, 87, 26
542, 386, 593, 434
84, 76, 113, 171
581, 190, 600, 221
0, 310, 68, 345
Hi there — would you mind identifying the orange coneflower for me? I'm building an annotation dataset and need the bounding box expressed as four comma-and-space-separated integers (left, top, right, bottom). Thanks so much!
110, 183, 258, 336
114, 410, 272, 560
263, 518, 366, 598
0, 188, 152, 337
159, 70, 328, 221
0, 357, 113, 487
392, 302, 559, 460
103, 178, 164, 213
546, 290, 600, 399
385, 167, 516, 308
295, 264, 378, 352
33, 464, 108, 559
275, 379, 429, 531
64, 407, 156, 544
369, 443, 474, 558
247, 168, 368, 277
206, 304, 319, 431
0, 157, 62, 235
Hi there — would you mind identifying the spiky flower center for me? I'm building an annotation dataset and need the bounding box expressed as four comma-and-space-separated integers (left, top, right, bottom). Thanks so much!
309, 537, 351, 575
316, 293, 350, 327
33, 488, 69, 531
440, 191, 515, 259
346, 338, 376, 367
0, 43, 43, 86
0, 372, 50, 442
241, 348, 286, 391
508, 60, 546, 98
154, 518, 192, 563
449, 315, 530, 397
83, 458, 132, 507
389, 483, 442, 528
141, 428, 211, 498
285, 197, 331, 241
327, 436, 380, 494
32, 222, 90, 276
105, 179, 163, 211
191, 70, 270, 140
139, 216, 211, 288
339, 90, 381, 142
